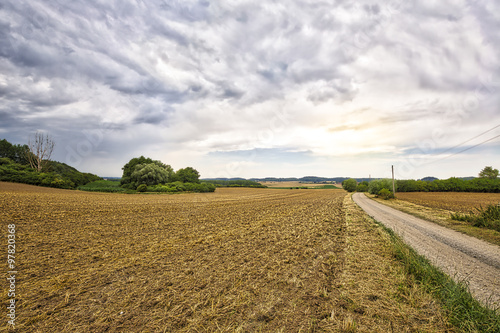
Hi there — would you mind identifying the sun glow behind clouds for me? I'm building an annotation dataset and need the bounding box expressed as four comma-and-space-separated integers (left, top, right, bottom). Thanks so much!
0, 1, 499, 178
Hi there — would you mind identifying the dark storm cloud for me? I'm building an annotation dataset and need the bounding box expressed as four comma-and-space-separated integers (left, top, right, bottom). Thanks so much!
0, 0, 498, 178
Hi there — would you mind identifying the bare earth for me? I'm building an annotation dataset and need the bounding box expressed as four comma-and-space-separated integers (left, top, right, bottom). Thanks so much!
353, 193, 500, 309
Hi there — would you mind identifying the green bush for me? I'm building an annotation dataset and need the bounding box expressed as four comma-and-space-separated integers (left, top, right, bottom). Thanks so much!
356, 184, 368, 192
342, 178, 357, 192
368, 179, 394, 195
0, 158, 97, 190
377, 188, 394, 200
137, 184, 148, 192
79, 180, 126, 192
451, 204, 500, 232
203, 179, 266, 188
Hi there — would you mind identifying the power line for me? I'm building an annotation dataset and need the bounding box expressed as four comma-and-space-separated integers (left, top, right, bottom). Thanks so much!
429, 133, 500, 164
435, 123, 500, 156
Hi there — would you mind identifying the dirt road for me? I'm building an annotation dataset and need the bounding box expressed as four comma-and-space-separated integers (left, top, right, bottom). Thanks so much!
352, 193, 500, 308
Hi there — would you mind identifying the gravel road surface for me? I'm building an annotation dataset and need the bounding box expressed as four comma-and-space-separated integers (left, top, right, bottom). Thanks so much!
353, 193, 500, 308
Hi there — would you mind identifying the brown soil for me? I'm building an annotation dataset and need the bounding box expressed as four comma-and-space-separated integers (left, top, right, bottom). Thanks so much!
0, 182, 455, 332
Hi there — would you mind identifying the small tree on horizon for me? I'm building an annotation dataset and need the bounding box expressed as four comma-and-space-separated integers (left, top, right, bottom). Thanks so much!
479, 166, 499, 179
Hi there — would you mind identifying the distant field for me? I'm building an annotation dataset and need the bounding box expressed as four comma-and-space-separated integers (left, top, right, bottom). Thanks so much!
396, 192, 500, 213
261, 181, 339, 189
0, 182, 347, 331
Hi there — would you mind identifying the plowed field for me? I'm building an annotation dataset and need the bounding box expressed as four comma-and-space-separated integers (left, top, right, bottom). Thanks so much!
396, 192, 500, 213
0, 182, 346, 332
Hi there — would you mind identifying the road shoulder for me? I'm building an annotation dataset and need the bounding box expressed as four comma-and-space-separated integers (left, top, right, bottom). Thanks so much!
333, 193, 453, 332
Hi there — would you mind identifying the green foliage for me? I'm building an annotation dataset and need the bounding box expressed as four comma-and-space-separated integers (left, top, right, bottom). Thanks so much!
451, 204, 500, 232
377, 188, 394, 200
342, 178, 357, 192
479, 166, 499, 179
368, 179, 394, 195
176, 167, 200, 183
0, 139, 30, 165
45, 161, 101, 186
396, 177, 500, 193
130, 163, 173, 188
78, 180, 125, 193
120, 156, 155, 185
147, 182, 216, 193
0, 155, 100, 189
203, 179, 267, 188
136, 184, 148, 192
356, 181, 369, 192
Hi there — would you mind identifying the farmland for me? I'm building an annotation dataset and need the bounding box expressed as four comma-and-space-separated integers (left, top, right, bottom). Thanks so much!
371, 192, 500, 246
261, 181, 339, 189
396, 192, 500, 213
0, 182, 453, 332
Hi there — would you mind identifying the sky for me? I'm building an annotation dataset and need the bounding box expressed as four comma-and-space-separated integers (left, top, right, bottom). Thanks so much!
0, 0, 499, 179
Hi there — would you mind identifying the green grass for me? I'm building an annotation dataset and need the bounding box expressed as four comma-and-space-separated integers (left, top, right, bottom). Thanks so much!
451, 204, 500, 232
373, 219, 500, 332
78, 180, 126, 193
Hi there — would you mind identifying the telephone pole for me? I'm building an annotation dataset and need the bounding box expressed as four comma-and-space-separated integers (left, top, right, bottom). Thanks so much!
391, 165, 396, 196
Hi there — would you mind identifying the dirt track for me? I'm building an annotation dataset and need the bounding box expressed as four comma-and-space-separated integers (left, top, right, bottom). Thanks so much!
353, 193, 500, 308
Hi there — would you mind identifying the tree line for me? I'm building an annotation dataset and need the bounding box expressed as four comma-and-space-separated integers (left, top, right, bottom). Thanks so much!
342, 166, 500, 195
119, 156, 215, 193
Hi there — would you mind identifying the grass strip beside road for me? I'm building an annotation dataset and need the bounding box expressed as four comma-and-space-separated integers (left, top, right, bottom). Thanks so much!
378, 221, 500, 332
339, 194, 453, 332
352, 195, 500, 332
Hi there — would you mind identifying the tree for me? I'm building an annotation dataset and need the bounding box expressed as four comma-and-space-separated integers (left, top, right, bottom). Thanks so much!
176, 167, 200, 183
26, 132, 55, 172
479, 166, 499, 179
356, 181, 369, 192
121, 157, 175, 187
130, 163, 173, 187
368, 179, 394, 195
342, 178, 357, 192
121, 156, 155, 185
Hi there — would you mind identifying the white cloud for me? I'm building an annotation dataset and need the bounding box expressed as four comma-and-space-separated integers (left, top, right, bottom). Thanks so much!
0, 0, 499, 178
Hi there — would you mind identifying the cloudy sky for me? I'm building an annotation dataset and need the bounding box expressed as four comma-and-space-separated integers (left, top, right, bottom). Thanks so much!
0, 0, 499, 179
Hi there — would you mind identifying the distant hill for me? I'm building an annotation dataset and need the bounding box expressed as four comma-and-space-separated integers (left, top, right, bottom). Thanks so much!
203, 176, 379, 183
420, 177, 438, 182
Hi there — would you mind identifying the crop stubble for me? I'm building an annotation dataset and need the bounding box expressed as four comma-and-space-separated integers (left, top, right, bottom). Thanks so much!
0, 183, 346, 332
396, 192, 500, 213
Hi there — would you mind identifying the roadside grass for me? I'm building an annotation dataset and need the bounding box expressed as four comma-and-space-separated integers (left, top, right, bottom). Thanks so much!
339, 195, 454, 332
367, 194, 500, 247
451, 204, 500, 233
376, 221, 500, 332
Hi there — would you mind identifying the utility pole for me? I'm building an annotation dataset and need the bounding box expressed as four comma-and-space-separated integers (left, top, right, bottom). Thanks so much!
391, 165, 396, 196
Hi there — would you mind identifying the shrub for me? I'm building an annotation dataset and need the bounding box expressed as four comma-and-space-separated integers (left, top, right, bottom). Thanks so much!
137, 184, 148, 192
356, 184, 368, 192
368, 179, 394, 195
377, 188, 394, 200
451, 204, 500, 232
342, 178, 357, 192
